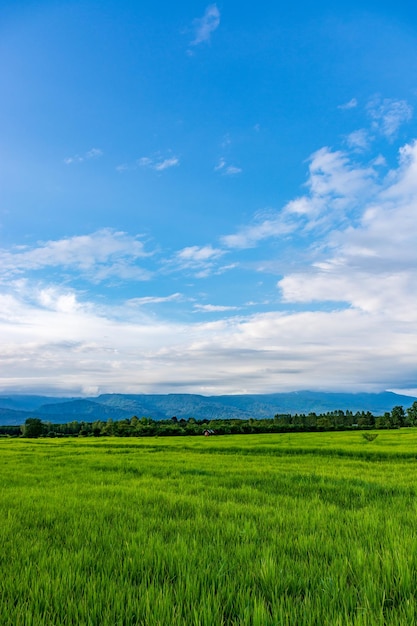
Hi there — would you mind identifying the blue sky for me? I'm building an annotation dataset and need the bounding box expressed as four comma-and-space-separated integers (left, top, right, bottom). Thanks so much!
0, 1, 416, 396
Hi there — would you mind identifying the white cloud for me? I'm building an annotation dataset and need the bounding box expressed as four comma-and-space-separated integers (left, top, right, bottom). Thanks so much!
338, 98, 358, 110
173, 260, 237, 280
64, 148, 103, 165
346, 129, 370, 151
213, 137, 416, 392
222, 146, 376, 248
341, 97, 413, 156
85, 148, 102, 159
303, 147, 375, 204
137, 157, 153, 167
1, 134, 416, 396
37, 287, 80, 313
169, 245, 227, 279
153, 157, 180, 171
0, 284, 414, 394
177, 245, 224, 262
191, 4, 220, 46
221, 211, 294, 249
214, 158, 242, 175
194, 304, 239, 313
278, 140, 417, 322
127, 293, 183, 306
367, 97, 413, 139
118, 154, 180, 172
0, 229, 151, 283
372, 155, 387, 167
224, 165, 242, 175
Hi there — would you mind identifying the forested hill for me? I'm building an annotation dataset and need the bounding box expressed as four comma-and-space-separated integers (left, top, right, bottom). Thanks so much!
0, 391, 416, 426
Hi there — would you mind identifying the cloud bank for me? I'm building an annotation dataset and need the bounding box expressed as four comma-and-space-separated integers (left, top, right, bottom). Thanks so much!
1, 136, 416, 395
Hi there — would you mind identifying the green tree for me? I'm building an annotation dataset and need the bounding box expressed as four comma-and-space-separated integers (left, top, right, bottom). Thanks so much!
406, 401, 417, 426
317, 417, 332, 430
102, 418, 115, 436
21, 418, 44, 438
357, 412, 375, 428
391, 406, 405, 428
374, 416, 386, 429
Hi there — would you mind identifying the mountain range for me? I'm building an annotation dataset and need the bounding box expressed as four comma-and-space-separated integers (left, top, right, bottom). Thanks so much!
0, 391, 415, 426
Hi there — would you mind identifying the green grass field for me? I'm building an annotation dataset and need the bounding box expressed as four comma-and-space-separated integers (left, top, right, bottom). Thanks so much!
2, 430, 417, 625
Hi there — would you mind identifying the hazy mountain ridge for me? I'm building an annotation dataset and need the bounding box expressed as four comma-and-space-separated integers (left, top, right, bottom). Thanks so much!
0, 391, 416, 426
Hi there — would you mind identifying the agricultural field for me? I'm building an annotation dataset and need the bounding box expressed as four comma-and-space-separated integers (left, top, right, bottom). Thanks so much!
1, 430, 417, 625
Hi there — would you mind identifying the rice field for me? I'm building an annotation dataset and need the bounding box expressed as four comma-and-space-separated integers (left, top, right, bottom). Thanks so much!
1, 430, 417, 625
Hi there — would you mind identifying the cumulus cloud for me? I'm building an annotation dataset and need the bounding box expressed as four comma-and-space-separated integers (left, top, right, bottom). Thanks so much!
1, 134, 416, 396
301, 147, 376, 206
190, 4, 220, 46
278, 140, 417, 323
37, 287, 80, 313
211, 137, 416, 392
0, 284, 414, 394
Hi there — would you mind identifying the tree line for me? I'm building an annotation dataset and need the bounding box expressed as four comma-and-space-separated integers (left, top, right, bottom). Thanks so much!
0, 402, 416, 438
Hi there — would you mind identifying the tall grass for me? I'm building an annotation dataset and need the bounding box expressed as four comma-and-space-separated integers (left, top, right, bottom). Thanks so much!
1, 431, 417, 624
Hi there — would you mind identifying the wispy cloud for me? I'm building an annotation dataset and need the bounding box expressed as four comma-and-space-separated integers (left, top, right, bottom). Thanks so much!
194, 303, 239, 313
225, 165, 242, 175
127, 293, 183, 306
177, 245, 224, 263
221, 209, 294, 249
341, 97, 413, 154
345, 129, 370, 152
64, 148, 103, 165
338, 98, 358, 110
190, 4, 220, 46
214, 158, 242, 175
117, 154, 180, 172
1, 133, 416, 396
172, 245, 226, 278
222, 146, 376, 249
153, 157, 180, 171
0, 229, 152, 284
367, 97, 413, 139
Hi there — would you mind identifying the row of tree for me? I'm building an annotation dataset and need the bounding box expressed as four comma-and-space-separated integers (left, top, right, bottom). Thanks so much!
1, 402, 416, 438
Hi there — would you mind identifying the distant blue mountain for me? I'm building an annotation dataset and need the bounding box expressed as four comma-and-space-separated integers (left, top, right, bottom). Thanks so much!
0, 390, 415, 426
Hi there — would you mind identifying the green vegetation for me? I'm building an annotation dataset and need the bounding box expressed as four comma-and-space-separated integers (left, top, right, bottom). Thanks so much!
362, 433, 379, 442
2, 430, 417, 624
1, 401, 416, 438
